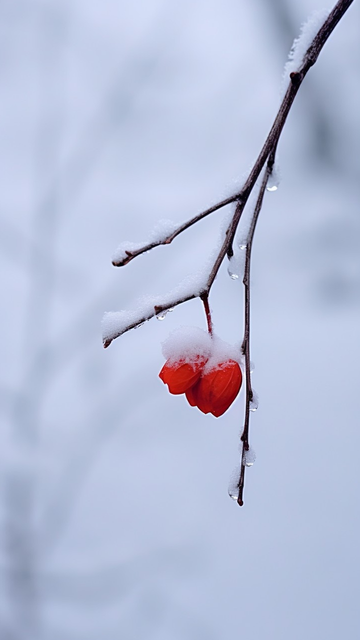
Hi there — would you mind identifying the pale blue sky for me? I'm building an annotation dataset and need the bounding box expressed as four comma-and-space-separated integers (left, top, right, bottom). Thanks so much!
0, 1, 359, 638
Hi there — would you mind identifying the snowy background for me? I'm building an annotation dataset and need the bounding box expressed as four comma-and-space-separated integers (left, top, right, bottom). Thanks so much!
1, 0, 359, 638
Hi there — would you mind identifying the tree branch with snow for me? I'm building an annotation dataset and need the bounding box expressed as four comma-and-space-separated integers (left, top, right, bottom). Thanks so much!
103, 0, 355, 506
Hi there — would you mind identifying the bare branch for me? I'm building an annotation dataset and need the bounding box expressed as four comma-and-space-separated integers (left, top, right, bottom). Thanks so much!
112, 195, 237, 267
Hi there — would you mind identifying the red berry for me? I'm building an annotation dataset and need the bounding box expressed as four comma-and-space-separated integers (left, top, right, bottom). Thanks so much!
187, 360, 242, 417
159, 357, 207, 395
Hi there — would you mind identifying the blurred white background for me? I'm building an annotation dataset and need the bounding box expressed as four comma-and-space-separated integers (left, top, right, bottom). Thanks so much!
0, 0, 359, 638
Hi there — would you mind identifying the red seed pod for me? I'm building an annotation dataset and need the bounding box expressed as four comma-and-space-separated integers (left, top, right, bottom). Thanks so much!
186, 360, 242, 417
159, 357, 207, 395
185, 383, 211, 413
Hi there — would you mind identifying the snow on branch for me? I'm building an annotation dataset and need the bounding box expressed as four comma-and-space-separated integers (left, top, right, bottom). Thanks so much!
104, 0, 354, 349
103, 0, 354, 506
284, 9, 330, 79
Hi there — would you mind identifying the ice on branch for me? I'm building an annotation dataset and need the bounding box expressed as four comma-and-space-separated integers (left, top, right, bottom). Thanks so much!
112, 219, 179, 265
284, 9, 329, 79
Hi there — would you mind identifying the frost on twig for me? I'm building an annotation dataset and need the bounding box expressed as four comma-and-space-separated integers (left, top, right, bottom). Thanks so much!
111, 197, 236, 267
103, 0, 354, 505
283, 9, 330, 81
112, 219, 179, 266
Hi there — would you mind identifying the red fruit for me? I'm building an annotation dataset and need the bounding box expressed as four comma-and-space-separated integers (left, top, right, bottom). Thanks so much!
185, 383, 210, 413
159, 357, 207, 395
187, 360, 242, 417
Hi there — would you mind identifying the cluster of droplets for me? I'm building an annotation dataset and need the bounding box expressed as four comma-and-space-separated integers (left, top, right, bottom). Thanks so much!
228, 383, 258, 502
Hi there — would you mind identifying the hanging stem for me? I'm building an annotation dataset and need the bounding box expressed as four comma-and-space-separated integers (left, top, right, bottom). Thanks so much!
236, 164, 271, 506
201, 293, 213, 336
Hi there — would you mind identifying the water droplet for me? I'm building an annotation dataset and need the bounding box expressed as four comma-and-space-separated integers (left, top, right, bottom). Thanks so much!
244, 447, 256, 467
156, 312, 167, 321
266, 168, 280, 192
250, 390, 259, 412
239, 244, 247, 251
227, 266, 239, 280
168, 308, 174, 312
227, 254, 244, 280
228, 467, 241, 501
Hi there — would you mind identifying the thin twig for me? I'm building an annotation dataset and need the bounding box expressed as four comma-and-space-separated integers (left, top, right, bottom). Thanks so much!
112, 195, 237, 266
201, 294, 213, 336
236, 165, 271, 506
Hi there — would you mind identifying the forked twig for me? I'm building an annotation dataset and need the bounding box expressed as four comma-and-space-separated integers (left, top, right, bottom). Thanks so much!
104, 0, 354, 505
104, 0, 354, 349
